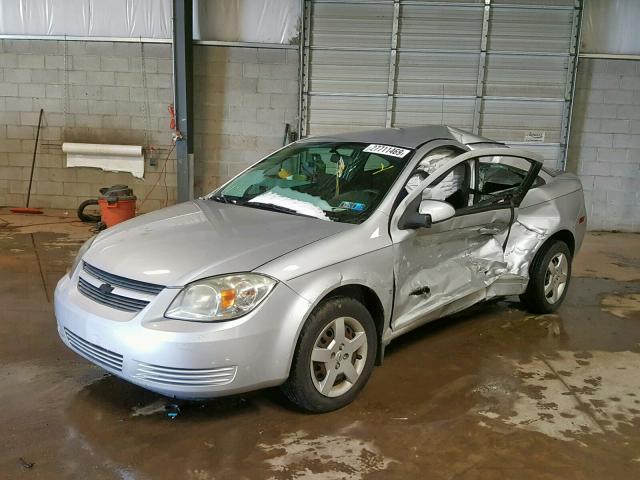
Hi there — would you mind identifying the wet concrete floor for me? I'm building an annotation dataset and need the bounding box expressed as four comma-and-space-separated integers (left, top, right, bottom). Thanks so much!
1, 209, 640, 479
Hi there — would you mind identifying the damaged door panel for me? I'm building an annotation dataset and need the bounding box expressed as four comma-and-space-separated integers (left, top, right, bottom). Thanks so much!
392, 208, 511, 331
390, 148, 543, 333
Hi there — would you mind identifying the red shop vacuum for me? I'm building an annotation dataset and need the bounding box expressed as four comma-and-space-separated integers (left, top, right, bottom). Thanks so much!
97, 185, 137, 228
77, 185, 137, 228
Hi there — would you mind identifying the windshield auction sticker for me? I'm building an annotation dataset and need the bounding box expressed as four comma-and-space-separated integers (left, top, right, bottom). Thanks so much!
363, 144, 411, 158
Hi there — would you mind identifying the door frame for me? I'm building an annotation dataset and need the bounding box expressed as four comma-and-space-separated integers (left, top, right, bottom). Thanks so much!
387, 148, 543, 333
390, 147, 544, 241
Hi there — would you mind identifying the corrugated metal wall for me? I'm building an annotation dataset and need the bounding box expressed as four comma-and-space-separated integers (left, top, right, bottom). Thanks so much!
301, 0, 581, 167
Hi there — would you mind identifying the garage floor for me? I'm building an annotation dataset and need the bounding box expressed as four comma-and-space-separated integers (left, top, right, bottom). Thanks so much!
2, 209, 640, 480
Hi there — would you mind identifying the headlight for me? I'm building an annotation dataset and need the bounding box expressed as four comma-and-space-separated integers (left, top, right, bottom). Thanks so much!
165, 273, 277, 322
68, 235, 96, 278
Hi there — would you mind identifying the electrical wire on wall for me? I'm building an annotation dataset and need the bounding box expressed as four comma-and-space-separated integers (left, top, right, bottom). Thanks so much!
140, 39, 156, 167
137, 142, 176, 212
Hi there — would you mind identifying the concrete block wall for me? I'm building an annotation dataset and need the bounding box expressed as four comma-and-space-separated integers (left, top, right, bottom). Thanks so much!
0, 39, 176, 213
0, 40, 300, 211
568, 58, 640, 232
192, 46, 299, 195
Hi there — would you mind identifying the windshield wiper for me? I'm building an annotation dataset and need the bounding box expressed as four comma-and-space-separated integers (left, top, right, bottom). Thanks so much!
210, 194, 230, 204
325, 210, 364, 223
240, 201, 319, 219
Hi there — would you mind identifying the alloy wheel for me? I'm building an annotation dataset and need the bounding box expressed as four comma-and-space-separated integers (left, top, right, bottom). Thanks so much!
309, 316, 368, 398
544, 252, 568, 304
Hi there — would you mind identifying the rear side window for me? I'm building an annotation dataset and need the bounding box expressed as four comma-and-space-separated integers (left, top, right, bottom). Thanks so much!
473, 155, 539, 207
478, 163, 526, 195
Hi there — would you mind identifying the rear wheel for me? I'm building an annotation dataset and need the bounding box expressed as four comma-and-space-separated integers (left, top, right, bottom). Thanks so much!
520, 240, 572, 314
281, 297, 377, 412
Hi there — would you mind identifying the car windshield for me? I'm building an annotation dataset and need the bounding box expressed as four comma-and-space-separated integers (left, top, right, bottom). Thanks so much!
211, 142, 414, 224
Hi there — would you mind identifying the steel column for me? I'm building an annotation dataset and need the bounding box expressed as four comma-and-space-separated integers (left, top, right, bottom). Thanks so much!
385, 0, 400, 128
300, 0, 312, 137
173, 0, 194, 202
559, 0, 583, 171
297, 0, 307, 137
472, 0, 491, 134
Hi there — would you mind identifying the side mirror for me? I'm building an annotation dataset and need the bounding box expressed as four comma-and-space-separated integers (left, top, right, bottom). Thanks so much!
418, 200, 455, 224
398, 210, 432, 230
398, 198, 455, 230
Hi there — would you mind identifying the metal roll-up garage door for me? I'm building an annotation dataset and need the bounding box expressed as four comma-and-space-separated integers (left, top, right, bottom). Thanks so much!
302, 2, 394, 135
300, 0, 582, 169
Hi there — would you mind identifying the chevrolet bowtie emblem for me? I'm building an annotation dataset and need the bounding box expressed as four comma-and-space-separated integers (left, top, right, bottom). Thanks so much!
99, 283, 114, 294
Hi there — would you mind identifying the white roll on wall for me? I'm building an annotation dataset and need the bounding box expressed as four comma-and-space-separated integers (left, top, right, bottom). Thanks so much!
62, 143, 142, 157
63, 143, 145, 179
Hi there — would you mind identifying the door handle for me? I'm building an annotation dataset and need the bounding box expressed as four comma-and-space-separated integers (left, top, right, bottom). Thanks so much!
478, 227, 500, 235
410, 286, 431, 296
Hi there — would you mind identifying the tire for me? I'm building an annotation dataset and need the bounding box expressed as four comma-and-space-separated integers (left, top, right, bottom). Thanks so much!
77, 199, 101, 223
281, 296, 377, 413
520, 240, 572, 314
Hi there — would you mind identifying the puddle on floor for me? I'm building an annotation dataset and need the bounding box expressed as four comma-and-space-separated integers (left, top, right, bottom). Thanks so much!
130, 399, 170, 417
3, 223, 640, 479
474, 350, 640, 442
259, 424, 395, 480
601, 293, 640, 319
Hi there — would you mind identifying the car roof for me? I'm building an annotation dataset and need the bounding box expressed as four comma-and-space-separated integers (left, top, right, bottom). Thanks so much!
298, 125, 501, 149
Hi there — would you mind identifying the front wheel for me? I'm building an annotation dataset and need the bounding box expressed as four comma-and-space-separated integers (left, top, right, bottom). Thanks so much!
520, 240, 572, 314
281, 297, 377, 413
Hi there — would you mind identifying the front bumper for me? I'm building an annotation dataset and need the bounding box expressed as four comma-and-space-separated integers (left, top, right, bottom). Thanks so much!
54, 272, 311, 399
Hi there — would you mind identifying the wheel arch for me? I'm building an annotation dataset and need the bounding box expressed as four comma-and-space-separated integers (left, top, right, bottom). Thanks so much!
303, 283, 387, 366
520, 228, 574, 314
543, 229, 576, 258
527, 228, 575, 279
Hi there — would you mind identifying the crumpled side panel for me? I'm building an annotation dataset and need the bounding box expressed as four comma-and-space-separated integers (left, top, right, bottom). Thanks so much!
503, 219, 547, 279
400, 237, 507, 302
393, 225, 507, 330
505, 194, 571, 281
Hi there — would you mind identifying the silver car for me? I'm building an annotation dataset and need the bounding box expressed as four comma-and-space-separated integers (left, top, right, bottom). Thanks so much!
54, 126, 586, 412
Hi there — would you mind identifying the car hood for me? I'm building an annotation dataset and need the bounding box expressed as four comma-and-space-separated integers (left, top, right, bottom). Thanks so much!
83, 199, 353, 287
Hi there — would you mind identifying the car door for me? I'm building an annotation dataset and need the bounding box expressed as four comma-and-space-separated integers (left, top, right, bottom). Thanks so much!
389, 148, 543, 332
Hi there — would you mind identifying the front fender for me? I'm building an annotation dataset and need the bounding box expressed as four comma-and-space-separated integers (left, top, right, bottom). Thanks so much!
260, 246, 395, 372
284, 246, 394, 315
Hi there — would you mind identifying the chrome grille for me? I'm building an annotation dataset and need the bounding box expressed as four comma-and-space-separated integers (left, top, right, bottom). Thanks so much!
134, 362, 237, 387
83, 262, 164, 295
77, 277, 149, 312
64, 328, 123, 372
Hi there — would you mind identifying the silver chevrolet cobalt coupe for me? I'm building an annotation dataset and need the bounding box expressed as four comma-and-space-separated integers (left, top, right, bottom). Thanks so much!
55, 126, 586, 412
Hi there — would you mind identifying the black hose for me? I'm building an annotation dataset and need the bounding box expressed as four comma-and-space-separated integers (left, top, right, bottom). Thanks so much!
77, 199, 101, 223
